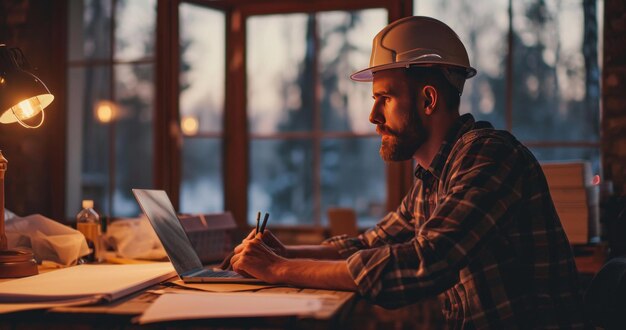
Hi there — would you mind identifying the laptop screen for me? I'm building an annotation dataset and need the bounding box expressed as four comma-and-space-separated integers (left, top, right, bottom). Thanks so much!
132, 189, 203, 276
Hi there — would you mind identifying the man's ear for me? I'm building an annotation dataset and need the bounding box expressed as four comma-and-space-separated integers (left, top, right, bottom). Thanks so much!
422, 85, 437, 115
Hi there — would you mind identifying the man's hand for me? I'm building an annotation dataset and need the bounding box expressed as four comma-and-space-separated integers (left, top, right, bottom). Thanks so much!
230, 234, 287, 283
236, 229, 287, 257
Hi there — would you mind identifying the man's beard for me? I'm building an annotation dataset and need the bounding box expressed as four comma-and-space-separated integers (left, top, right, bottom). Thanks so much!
379, 134, 423, 161
378, 117, 427, 162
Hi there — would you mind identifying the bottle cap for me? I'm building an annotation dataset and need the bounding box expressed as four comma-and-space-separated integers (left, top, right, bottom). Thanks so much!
82, 200, 94, 209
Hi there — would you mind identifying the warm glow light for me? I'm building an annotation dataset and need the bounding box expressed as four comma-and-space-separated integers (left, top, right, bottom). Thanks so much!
17, 100, 35, 118
0, 94, 52, 128
181, 116, 199, 136
97, 105, 113, 123
95, 100, 116, 124
12, 97, 42, 120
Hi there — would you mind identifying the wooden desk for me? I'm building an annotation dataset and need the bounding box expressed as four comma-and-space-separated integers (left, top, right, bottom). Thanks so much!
1, 275, 356, 329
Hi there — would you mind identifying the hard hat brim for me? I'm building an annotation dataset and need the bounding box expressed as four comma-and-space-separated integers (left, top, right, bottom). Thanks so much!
350, 61, 477, 82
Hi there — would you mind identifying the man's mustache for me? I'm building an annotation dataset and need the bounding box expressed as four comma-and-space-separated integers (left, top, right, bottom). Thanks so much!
376, 125, 399, 137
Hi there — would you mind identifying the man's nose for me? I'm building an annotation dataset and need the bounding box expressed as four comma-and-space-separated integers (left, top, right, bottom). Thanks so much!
369, 102, 384, 125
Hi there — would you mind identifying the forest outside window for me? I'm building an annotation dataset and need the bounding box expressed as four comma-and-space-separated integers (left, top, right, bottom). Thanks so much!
66, 0, 156, 218
178, 3, 226, 214
414, 0, 603, 173
246, 9, 388, 226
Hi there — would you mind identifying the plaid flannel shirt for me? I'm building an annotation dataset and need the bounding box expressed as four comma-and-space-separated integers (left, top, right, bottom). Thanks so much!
324, 114, 587, 329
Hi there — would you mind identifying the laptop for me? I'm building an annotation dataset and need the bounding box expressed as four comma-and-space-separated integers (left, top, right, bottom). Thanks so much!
132, 189, 263, 283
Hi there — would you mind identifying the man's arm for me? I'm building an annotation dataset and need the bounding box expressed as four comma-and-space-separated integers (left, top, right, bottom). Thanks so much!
230, 179, 419, 286
234, 186, 418, 263
273, 258, 357, 290
230, 236, 356, 290
284, 245, 343, 259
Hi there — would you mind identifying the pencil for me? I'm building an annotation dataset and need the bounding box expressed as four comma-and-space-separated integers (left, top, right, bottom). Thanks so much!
255, 211, 261, 234
218, 251, 234, 270
259, 212, 270, 233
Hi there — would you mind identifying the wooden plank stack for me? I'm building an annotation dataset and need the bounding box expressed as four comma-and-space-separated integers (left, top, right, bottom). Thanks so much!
541, 161, 600, 245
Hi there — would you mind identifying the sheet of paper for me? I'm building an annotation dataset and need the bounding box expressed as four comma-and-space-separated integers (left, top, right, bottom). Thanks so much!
137, 292, 322, 324
169, 279, 280, 292
0, 295, 103, 314
0, 263, 175, 302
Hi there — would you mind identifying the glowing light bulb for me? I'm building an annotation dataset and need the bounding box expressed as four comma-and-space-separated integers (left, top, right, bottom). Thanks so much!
97, 104, 113, 123
181, 116, 199, 136
12, 97, 42, 120
94, 100, 116, 124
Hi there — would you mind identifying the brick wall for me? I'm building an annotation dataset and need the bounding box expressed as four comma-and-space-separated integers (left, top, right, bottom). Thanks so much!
603, 0, 626, 197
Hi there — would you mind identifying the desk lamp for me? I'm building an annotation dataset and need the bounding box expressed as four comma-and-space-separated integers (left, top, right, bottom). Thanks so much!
0, 44, 54, 278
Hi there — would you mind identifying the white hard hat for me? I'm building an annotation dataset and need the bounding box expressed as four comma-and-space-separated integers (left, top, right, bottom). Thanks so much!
351, 16, 476, 91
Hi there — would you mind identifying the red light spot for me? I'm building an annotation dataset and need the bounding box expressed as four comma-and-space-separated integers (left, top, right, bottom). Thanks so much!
592, 175, 601, 185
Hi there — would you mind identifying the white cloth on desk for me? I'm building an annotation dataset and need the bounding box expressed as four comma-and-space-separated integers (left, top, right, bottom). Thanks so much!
5, 213, 90, 265
104, 215, 166, 260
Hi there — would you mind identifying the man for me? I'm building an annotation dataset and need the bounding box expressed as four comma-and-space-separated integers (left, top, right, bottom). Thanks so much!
229, 16, 587, 328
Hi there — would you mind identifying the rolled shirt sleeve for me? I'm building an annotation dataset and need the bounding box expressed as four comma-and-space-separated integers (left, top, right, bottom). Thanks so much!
323, 184, 419, 259
322, 235, 366, 258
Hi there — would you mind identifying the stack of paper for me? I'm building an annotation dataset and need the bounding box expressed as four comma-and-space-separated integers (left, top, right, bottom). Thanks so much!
0, 263, 175, 313
541, 161, 599, 244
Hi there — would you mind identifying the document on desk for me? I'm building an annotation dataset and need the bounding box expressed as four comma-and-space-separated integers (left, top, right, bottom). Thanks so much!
0, 262, 175, 303
0, 296, 104, 314
137, 292, 323, 324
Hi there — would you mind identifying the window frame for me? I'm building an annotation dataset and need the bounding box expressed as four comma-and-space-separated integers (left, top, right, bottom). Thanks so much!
154, 0, 413, 228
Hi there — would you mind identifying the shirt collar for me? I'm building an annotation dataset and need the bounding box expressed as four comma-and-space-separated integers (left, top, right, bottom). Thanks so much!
414, 113, 477, 181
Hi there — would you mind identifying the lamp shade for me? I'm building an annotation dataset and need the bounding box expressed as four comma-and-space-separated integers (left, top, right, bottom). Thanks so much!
0, 45, 54, 128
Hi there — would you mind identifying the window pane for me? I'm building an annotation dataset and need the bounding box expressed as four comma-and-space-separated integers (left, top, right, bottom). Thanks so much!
414, 0, 508, 129
247, 14, 313, 134
530, 146, 601, 176
249, 139, 314, 225
511, 0, 601, 142
114, 63, 154, 217
180, 138, 223, 213
318, 9, 387, 133
67, 66, 112, 216
114, 0, 156, 61
179, 3, 225, 134
68, 0, 112, 61
321, 138, 386, 226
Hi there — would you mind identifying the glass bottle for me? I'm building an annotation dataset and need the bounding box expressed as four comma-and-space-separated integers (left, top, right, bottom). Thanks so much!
76, 200, 102, 262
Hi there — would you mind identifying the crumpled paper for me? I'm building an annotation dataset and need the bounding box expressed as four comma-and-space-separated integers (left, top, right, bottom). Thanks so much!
4, 208, 16, 221
104, 215, 166, 260
5, 214, 90, 266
